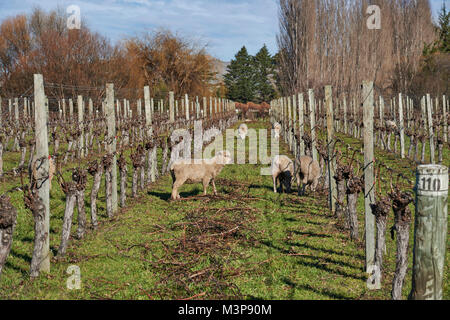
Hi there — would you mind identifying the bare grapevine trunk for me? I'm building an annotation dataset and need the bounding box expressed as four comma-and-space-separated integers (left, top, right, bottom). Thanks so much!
103, 154, 114, 219
118, 154, 128, 207
334, 172, 346, 220
25, 188, 47, 278
390, 189, 413, 300
161, 137, 169, 175
346, 176, 363, 242
88, 161, 103, 229
370, 197, 390, 285
57, 182, 77, 257
0, 195, 17, 278
73, 169, 87, 240
0, 141, 3, 177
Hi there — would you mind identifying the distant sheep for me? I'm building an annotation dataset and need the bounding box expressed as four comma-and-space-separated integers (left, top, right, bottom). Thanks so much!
386, 120, 397, 131
273, 122, 282, 140
170, 151, 232, 200
238, 124, 248, 140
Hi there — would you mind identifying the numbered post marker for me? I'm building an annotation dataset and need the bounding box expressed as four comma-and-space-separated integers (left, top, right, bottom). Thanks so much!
410, 165, 448, 300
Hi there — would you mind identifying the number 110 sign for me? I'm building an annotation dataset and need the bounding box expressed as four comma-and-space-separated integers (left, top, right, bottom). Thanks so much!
416, 165, 448, 197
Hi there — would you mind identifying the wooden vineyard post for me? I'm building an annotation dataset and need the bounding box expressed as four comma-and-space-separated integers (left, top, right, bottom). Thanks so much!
203, 97, 207, 119
343, 95, 348, 135
410, 165, 448, 300
399, 93, 405, 159
0, 95, 2, 128
325, 86, 337, 214
443, 96, 447, 143
292, 94, 298, 158
106, 84, 118, 214
286, 97, 293, 151
169, 91, 175, 123
426, 94, 435, 164
77, 95, 84, 158
298, 93, 305, 157
144, 86, 156, 184
362, 81, 376, 274
69, 98, 73, 121
33, 74, 51, 274
209, 97, 213, 118
380, 96, 385, 150
185, 94, 189, 121
308, 89, 318, 162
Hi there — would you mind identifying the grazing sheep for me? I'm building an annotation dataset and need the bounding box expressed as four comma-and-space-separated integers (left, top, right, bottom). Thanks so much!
386, 120, 397, 130
170, 150, 232, 200
295, 156, 321, 196
273, 122, 282, 140
271, 155, 294, 193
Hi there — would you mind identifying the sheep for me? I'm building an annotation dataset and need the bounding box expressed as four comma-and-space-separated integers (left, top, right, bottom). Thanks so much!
271, 155, 294, 194
238, 124, 248, 140
386, 120, 397, 131
295, 155, 321, 196
273, 122, 282, 140
170, 150, 232, 200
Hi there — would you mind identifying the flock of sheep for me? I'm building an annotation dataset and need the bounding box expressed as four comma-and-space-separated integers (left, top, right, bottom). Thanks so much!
169, 122, 321, 200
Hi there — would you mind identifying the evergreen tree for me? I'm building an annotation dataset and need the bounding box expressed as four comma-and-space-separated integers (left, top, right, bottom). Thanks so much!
254, 45, 276, 103
437, 2, 450, 53
224, 46, 256, 103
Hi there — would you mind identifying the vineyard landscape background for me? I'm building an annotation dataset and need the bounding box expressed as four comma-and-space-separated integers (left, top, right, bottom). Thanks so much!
0, 0, 449, 301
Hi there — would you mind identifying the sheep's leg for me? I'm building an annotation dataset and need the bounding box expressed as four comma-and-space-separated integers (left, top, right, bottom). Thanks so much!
203, 178, 211, 196
311, 178, 319, 192
172, 178, 187, 200
211, 179, 218, 196
273, 175, 278, 193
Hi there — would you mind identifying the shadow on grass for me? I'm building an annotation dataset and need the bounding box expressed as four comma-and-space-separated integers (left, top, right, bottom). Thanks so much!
148, 189, 203, 202
281, 277, 354, 300
287, 240, 365, 260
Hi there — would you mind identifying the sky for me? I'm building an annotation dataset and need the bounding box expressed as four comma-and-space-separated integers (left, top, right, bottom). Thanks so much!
0, 0, 448, 62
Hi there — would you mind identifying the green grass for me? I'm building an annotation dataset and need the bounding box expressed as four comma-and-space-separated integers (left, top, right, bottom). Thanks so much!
0, 120, 448, 300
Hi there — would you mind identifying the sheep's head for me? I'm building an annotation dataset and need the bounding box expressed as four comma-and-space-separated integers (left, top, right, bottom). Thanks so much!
215, 150, 233, 165
280, 171, 292, 193
238, 124, 248, 140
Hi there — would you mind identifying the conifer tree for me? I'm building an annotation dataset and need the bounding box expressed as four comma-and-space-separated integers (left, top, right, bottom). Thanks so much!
224, 46, 256, 103
254, 44, 276, 103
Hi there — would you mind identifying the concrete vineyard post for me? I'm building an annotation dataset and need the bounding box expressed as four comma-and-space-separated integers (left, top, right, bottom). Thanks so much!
410, 165, 448, 300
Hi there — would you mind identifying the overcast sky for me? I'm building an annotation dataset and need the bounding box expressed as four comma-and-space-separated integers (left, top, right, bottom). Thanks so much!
0, 0, 448, 61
